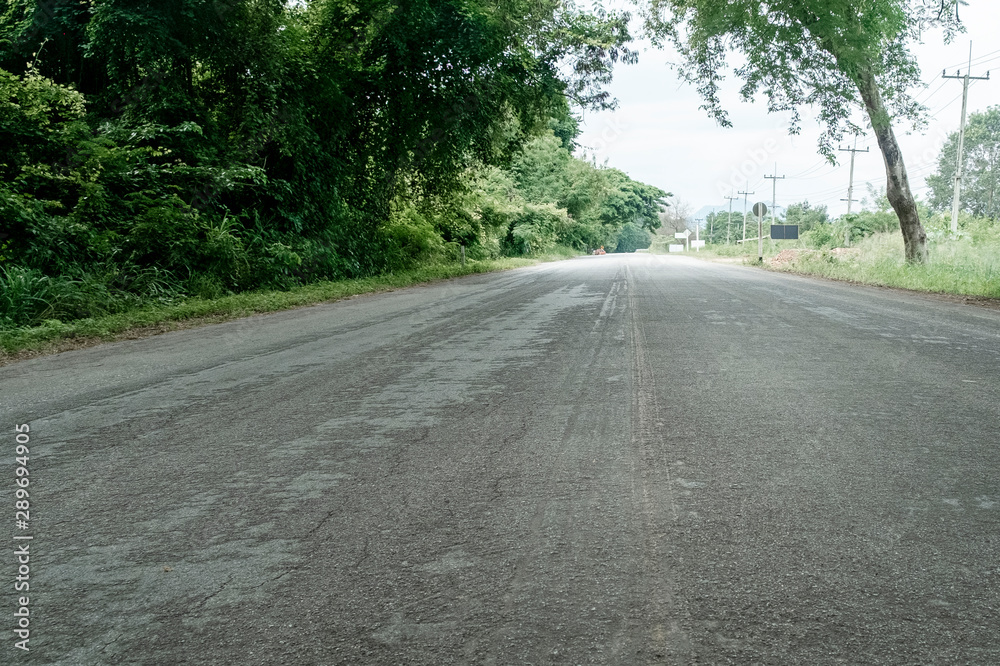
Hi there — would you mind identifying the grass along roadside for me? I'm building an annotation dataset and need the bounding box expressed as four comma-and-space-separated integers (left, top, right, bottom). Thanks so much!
655, 227, 1000, 301
768, 234, 1000, 299
0, 255, 566, 364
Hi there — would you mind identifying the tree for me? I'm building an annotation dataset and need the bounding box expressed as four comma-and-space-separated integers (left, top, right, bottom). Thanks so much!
506, 129, 670, 251
784, 201, 830, 232
1, 0, 104, 94
926, 106, 1000, 219
511, 131, 573, 206
703, 210, 734, 245
596, 168, 670, 231
614, 222, 652, 252
0, 0, 655, 326
657, 197, 692, 237
641, 0, 963, 263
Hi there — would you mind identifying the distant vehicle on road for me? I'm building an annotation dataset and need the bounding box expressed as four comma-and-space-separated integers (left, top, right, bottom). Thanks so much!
592, 246, 607, 255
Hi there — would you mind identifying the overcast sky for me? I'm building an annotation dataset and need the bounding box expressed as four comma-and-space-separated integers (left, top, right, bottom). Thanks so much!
574, 3, 1000, 220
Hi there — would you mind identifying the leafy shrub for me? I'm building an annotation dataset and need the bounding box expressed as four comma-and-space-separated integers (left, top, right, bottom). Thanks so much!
242, 238, 311, 290
381, 205, 446, 270
959, 216, 1000, 246
841, 210, 898, 243
556, 218, 614, 251
504, 203, 571, 255
102, 264, 183, 303
123, 197, 250, 288
800, 224, 837, 249
614, 222, 652, 253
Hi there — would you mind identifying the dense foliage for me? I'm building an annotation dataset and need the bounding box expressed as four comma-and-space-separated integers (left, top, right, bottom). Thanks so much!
0, 0, 669, 329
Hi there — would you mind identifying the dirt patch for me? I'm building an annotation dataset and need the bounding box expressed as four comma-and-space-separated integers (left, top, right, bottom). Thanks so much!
769, 247, 861, 268
705, 256, 746, 264
827, 247, 861, 259
770, 249, 807, 267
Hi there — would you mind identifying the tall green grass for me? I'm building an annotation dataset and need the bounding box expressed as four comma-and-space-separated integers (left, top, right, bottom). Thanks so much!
680, 216, 1000, 299
0, 253, 574, 358
0, 264, 187, 329
784, 230, 1000, 297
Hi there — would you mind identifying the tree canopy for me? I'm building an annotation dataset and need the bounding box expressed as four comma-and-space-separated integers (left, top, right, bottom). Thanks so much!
784, 201, 830, 232
0, 0, 672, 327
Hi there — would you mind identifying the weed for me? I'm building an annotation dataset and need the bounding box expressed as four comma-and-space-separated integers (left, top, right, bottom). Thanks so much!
0, 253, 576, 358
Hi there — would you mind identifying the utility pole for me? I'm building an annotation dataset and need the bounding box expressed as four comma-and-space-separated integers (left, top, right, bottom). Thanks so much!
739, 190, 754, 242
725, 193, 739, 244
943, 42, 991, 234
764, 165, 785, 228
838, 139, 869, 215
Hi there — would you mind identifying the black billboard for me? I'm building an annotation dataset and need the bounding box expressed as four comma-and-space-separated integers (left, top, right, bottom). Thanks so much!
770, 225, 799, 240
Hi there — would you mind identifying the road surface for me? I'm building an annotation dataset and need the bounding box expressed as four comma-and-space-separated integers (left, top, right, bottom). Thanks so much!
3, 254, 999, 664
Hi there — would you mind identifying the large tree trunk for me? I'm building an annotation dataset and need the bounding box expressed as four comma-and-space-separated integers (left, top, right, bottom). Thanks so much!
857, 68, 928, 263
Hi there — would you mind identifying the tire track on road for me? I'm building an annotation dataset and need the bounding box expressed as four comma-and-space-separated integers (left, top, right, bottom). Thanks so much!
625, 262, 692, 663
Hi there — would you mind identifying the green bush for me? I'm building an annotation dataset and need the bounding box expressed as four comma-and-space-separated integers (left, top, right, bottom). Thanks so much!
0, 48, 671, 334
122, 198, 251, 288
381, 205, 447, 270
504, 203, 571, 255
614, 222, 652, 253
841, 210, 899, 243
800, 224, 838, 249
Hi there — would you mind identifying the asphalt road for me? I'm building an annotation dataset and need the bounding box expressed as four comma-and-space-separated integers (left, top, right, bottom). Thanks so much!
3, 254, 999, 665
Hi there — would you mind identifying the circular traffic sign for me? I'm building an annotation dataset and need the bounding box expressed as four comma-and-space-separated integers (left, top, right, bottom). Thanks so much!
752, 202, 768, 217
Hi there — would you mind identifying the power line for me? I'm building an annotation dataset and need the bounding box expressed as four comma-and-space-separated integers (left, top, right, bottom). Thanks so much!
925, 79, 986, 120
794, 182, 869, 200
794, 165, 844, 181
915, 78, 950, 104
942, 46, 1000, 72
929, 89, 967, 117
971, 53, 1000, 68
787, 159, 831, 179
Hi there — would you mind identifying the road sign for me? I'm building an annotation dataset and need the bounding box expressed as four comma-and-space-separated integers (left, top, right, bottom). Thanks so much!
770, 224, 799, 240
668, 244, 685, 252
675, 230, 692, 239
691, 240, 706, 249
753, 203, 767, 262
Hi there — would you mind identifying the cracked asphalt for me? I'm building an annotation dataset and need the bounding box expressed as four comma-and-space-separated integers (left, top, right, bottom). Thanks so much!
3, 254, 1000, 664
